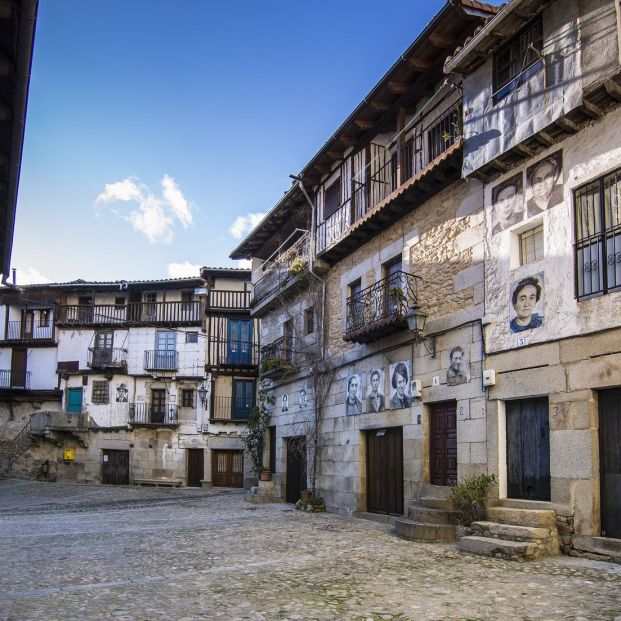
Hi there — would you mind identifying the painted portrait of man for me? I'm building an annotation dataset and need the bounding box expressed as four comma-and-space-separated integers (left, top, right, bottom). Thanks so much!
367, 368, 386, 413
509, 272, 545, 333
345, 374, 363, 416
526, 152, 563, 217
491, 172, 524, 234
116, 383, 128, 402
446, 346, 470, 386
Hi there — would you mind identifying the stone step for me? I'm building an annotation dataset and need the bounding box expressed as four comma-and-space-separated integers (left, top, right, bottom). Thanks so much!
395, 518, 457, 543
458, 536, 540, 561
407, 504, 460, 525
420, 496, 453, 510
471, 521, 552, 542
487, 506, 556, 529
572, 535, 621, 563
420, 484, 451, 499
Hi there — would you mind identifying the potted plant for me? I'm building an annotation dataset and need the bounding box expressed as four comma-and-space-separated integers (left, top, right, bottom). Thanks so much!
259, 467, 271, 482
289, 257, 306, 275
295, 495, 326, 513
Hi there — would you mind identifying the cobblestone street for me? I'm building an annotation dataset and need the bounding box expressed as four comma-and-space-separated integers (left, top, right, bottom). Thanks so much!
1, 480, 620, 621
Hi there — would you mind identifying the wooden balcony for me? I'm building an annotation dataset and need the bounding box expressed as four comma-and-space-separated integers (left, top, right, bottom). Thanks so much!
210, 396, 254, 423
316, 91, 463, 263
55, 301, 203, 327
0, 369, 31, 389
144, 350, 178, 372
206, 289, 251, 312
205, 337, 259, 370
260, 336, 301, 379
4, 321, 53, 343
129, 402, 178, 427
87, 347, 128, 370
344, 270, 421, 344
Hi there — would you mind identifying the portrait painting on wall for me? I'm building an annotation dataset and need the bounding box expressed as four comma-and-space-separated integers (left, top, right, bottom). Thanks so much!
345, 373, 364, 416
367, 368, 386, 413
446, 345, 470, 386
509, 272, 545, 333
491, 172, 524, 234
281, 394, 289, 412
116, 383, 128, 402
526, 151, 563, 217
299, 384, 308, 409
389, 360, 412, 409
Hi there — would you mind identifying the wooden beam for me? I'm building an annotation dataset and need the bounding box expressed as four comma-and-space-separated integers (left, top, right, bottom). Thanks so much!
387, 81, 409, 95
604, 79, 621, 102
326, 151, 342, 161
429, 32, 456, 49
534, 130, 554, 147
407, 57, 432, 71
556, 116, 579, 134
354, 119, 374, 131
0, 53, 13, 76
337, 136, 358, 148
0, 1, 13, 19
513, 143, 534, 158
580, 98, 603, 119
313, 164, 332, 176
489, 158, 510, 173
369, 101, 391, 113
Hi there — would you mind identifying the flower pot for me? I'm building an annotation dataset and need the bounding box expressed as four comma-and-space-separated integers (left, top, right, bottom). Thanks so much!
301, 490, 311, 501
260, 470, 271, 481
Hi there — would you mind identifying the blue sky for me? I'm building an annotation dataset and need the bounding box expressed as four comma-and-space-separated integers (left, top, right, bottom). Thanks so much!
13, 0, 499, 284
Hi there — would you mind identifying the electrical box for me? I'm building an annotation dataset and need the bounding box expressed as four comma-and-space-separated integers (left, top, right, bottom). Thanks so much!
410, 379, 422, 398
482, 369, 496, 387
63, 449, 75, 461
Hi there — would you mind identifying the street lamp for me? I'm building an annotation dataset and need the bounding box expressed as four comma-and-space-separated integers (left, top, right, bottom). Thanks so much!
197, 381, 209, 407
405, 306, 436, 357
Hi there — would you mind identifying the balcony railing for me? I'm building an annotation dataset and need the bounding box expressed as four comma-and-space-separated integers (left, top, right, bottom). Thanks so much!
317, 90, 462, 254
129, 402, 178, 426
344, 270, 421, 343
207, 289, 251, 311
5, 321, 53, 341
206, 337, 260, 368
252, 233, 311, 305
144, 350, 178, 371
0, 370, 31, 389
260, 336, 301, 377
210, 396, 255, 422
87, 347, 128, 369
55, 301, 202, 326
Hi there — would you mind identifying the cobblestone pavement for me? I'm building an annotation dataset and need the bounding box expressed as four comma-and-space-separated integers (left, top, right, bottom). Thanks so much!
1, 480, 620, 621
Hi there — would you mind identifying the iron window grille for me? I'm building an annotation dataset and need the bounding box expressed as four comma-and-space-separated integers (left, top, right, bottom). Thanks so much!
91, 380, 110, 405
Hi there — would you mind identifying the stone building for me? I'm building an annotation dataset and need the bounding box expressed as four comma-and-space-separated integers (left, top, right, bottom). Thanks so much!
0, 270, 259, 487
444, 0, 621, 555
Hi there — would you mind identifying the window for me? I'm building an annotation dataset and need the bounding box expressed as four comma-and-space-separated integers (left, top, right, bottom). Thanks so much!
115, 297, 125, 306
143, 292, 157, 319
493, 16, 543, 103
323, 178, 342, 220
186, 331, 199, 344
92, 380, 109, 405
181, 291, 194, 312
232, 379, 256, 420
347, 279, 363, 332
304, 307, 314, 335
574, 167, 621, 299
520, 225, 544, 265
427, 107, 461, 160
40, 310, 50, 327
181, 389, 194, 408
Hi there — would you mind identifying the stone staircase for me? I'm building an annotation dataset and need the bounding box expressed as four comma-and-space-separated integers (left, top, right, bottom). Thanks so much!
458, 501, 560, 561
395, 485, 460, 543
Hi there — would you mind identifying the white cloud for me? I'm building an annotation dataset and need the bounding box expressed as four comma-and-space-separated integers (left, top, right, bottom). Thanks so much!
95, 175, 193, 244
229, 212, 265, 239
237, 259, 252, 269
13, 267, 52, 285
167, 261, 202, 278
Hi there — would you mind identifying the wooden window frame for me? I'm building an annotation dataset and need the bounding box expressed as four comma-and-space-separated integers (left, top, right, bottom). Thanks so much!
91, 380, 110, 405
323, 178, 342, 221
181, 389, 194, 408
519, 224, 544, 266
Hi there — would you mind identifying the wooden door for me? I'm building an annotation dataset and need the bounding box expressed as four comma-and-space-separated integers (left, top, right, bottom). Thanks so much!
22, 310, 34, 339
506, 397, 550, 501
151, 389, 166, 424
187, 449, 204, 487
102, 449, 129, 485
227, 319, 252, 365
232, 379, 255, 420
66, 387, 83, 413
430, 401, 457, 486
599, 388, 621, 538
366, 427, 403, 515
212, 450, 244, 487
10, 348, 27, 388
286, 437, 307, 503
78, 296, 93, 322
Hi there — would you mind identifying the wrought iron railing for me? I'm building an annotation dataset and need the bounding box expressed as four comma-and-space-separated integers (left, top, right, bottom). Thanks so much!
55, 301, 203, 325
345, 271, 421, 335
0, 370, 31, 389
252, 233, 311, 304
210, 395, 255, 421
10, 418, 32, 456
144, 350, 178, 371
5, 321, 53, 341
317, 91, 462, 253
129, 402, 178, 426
260, 336, 301, 373
206, 337, 260, 367
87, 347, 128, 369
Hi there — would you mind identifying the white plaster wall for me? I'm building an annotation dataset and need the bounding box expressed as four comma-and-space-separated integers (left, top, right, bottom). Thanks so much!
0, 305, 5, 339
0, 348, 10, 370
484, 108, 621, 353
28, 348, 58, 390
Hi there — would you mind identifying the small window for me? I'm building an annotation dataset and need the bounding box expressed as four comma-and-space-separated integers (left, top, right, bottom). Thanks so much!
91, 380, 109, 405
493, 16, 543, 103
40, 310, 50, 327
520, 225, 544, 265
181, 291, 194, 312
323, 179, 342, 220
115, 297, 125, 306
347, 279, 364, 332
304, 307, 314, 335
181, 389, 194, 408
186, 331, 199, 344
